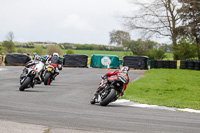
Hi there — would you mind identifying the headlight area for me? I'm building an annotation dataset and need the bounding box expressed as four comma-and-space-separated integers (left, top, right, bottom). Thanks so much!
30, 69, 37, 76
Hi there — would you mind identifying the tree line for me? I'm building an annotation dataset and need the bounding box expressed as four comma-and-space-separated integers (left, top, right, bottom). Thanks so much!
114, 0, 200, 60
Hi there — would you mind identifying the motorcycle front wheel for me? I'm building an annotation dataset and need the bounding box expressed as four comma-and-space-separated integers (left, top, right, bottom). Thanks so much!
100, 88, 116, 106
19, 77, 32, 91
44, 72, 51, 85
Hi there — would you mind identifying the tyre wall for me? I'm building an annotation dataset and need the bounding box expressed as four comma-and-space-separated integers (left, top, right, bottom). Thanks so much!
63, 54, 88, 67
150, 60, 177, 69
150, 60, 200, 70
5, 53, 31, 66
123, 56, 148, 70
180, 60, 200, 70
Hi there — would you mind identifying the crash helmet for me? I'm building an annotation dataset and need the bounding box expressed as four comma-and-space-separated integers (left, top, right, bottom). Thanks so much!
121, 66, 129, 73
34, 55, 41, 61
33, 52, 37, 59
45, 54, 49, 59
52, 52, 59, 57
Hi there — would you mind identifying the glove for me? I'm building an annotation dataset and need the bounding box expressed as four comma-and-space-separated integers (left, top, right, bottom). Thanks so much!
101, 75, 107, 79
58, 64, 62, 70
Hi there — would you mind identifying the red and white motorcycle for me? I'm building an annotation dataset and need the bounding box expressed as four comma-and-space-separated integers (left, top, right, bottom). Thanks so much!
19, 60, 45, 91
91, 75, 126, 106
43, 63, 57, 85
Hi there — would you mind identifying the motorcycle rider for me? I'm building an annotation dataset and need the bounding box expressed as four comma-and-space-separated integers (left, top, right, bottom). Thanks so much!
46, 52, 62, 80
90, 66, 130, 104
20, 55, 45, 84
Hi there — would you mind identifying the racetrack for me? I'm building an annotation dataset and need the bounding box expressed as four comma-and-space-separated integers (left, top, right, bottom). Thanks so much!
0, 66, 200, 133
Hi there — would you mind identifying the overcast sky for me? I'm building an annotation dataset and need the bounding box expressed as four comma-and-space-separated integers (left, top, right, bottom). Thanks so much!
0, 0, 133, 45
0, 0, 170, 45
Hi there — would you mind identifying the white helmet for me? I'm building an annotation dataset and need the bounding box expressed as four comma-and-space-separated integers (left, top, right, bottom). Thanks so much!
52, 53, 59, 57
121, 66, 129, 73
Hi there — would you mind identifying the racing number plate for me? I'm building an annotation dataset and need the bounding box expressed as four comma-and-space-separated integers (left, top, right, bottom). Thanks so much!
47, 68, 52, 71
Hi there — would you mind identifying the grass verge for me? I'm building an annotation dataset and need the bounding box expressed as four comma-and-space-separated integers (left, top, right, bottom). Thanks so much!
122, 69, 200, 110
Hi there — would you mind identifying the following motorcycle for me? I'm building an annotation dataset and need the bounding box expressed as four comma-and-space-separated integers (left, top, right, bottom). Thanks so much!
19, 59, 45, 91
43, 63, 57, 85
91, 75, 125, 106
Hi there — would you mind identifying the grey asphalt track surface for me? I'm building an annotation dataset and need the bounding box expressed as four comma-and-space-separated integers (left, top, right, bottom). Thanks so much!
0, 66, 200, 133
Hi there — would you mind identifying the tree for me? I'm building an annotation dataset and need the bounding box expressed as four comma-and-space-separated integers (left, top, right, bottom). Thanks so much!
159, 43, 173, 53
124, 0, 181, 60
178, 0, 200, 59
174, 37, 197, 60
124, 39, 158, 55
109, 30, 131, 46
2, 41, 15, 53
6, 31, 14, 41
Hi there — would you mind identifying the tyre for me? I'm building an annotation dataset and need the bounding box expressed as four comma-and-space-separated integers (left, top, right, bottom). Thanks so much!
150, 60, 157, 69
90, 99, 95, 104
19, 77, 32, 91
44, 72, 51, 85
180, 60, 187, 69
100, 89, 116, 106
187, 60, 194, 70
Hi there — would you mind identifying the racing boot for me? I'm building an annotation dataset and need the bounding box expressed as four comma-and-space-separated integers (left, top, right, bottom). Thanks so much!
90, 93, 98, 104
52, 72, 59, 80
35, 77, 42, 84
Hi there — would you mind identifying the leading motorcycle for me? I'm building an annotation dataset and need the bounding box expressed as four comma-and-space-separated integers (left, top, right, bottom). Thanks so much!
91, 76, 125, 106
19, 59, 45, 91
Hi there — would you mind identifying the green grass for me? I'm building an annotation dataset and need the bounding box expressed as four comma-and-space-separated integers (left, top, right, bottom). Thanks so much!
122, 69, 200, 110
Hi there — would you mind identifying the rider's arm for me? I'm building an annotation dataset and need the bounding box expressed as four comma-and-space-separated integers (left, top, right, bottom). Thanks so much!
46, 57, 51, 64
105, 70, 119, 77
25, 60, 35, 68
58, 59, 62, 70
58, 59, 62, 65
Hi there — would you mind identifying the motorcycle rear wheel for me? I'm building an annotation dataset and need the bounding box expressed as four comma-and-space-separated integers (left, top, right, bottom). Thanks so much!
19, 77, 32, 91
44, 72, 51, 85
100, 89, 116, 106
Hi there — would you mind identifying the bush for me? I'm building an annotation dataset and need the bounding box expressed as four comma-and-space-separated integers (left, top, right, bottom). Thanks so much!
46, 45, 63, 56
174, 37, 197, 60
146, 49, 166, 60
2, 41, 15, 53
33, 45, 43, 55
0, 46, 5, 55
66, 49, 74, 54
17, 47, 27, 53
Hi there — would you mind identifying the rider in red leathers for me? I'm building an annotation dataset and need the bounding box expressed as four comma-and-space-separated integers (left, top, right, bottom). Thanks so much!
46, 53, 62, 80
90, 66, 130, 104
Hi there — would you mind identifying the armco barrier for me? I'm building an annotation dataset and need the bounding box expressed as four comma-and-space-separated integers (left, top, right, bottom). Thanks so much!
63, 54, 88, 67
123, 56, 148, 70
5, 53, 31, 66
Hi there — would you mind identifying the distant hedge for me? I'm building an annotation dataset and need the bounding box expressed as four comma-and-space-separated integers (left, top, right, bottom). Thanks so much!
14, 42, 127, 51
